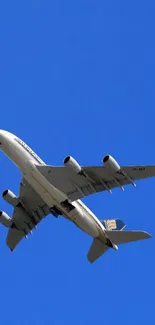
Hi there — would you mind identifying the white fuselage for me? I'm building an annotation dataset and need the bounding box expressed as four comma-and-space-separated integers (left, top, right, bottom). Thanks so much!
0, 130, 106, 241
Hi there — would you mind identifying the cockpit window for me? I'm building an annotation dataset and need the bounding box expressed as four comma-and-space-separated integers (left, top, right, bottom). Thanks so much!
14, 138, 45, 165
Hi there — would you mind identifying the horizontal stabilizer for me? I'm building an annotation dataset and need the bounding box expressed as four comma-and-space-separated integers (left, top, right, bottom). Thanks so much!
106, 230, 152, 245
101, 218, 126, 231
87, 228, 151, 263
87, 238, 109, 263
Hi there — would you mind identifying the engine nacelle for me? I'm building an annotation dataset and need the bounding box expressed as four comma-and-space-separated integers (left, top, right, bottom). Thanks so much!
2, 190, 19, 207
0, 211, 12, 227
102, 155, 120, 173
63, 156, 82, 174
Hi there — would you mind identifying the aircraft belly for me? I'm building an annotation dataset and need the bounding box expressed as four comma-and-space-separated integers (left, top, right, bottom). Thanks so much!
25, 173, 57, 206
75, 218, 99, 237
67, 202, 100, 237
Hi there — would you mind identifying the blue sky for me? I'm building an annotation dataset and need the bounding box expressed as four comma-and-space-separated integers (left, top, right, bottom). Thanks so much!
0, 1, 155, 324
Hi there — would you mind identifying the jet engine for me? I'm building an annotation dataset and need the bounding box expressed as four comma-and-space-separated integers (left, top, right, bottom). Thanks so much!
63, 156, 82, 174
0, 211, 12, 227
102, 155, 120, 173
2, 190, 19, 207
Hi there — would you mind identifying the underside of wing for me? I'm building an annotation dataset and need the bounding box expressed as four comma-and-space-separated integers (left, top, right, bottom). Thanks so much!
6, 228, 25, 251
6, 177, 51, 251
36, 164, 155, 201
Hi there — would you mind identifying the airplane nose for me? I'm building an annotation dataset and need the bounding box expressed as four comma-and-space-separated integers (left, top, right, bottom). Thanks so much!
0, 130, 12, 144
0, 130, 4, 144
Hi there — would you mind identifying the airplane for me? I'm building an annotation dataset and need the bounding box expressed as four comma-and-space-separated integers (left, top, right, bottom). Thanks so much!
0, 129, 154, 263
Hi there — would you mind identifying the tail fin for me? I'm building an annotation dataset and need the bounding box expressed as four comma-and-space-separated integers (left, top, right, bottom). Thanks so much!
101, 219, 126, 231
105, 230, 152, 245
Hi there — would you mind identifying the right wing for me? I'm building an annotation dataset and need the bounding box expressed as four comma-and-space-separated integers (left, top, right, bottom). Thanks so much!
36, 164, 155, 201
6, 177, 51, 251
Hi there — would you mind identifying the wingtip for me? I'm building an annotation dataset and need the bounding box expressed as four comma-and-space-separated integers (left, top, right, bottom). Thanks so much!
132, 231, 152, 239
141, 231, 152, 239
145, 232, 152, 239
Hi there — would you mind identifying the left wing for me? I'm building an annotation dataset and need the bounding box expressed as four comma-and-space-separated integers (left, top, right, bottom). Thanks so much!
36, 164, 155, 201
6, 177, 51, 251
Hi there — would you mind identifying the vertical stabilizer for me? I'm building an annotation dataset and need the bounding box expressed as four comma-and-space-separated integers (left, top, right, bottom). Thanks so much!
101, 218, 126, 231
